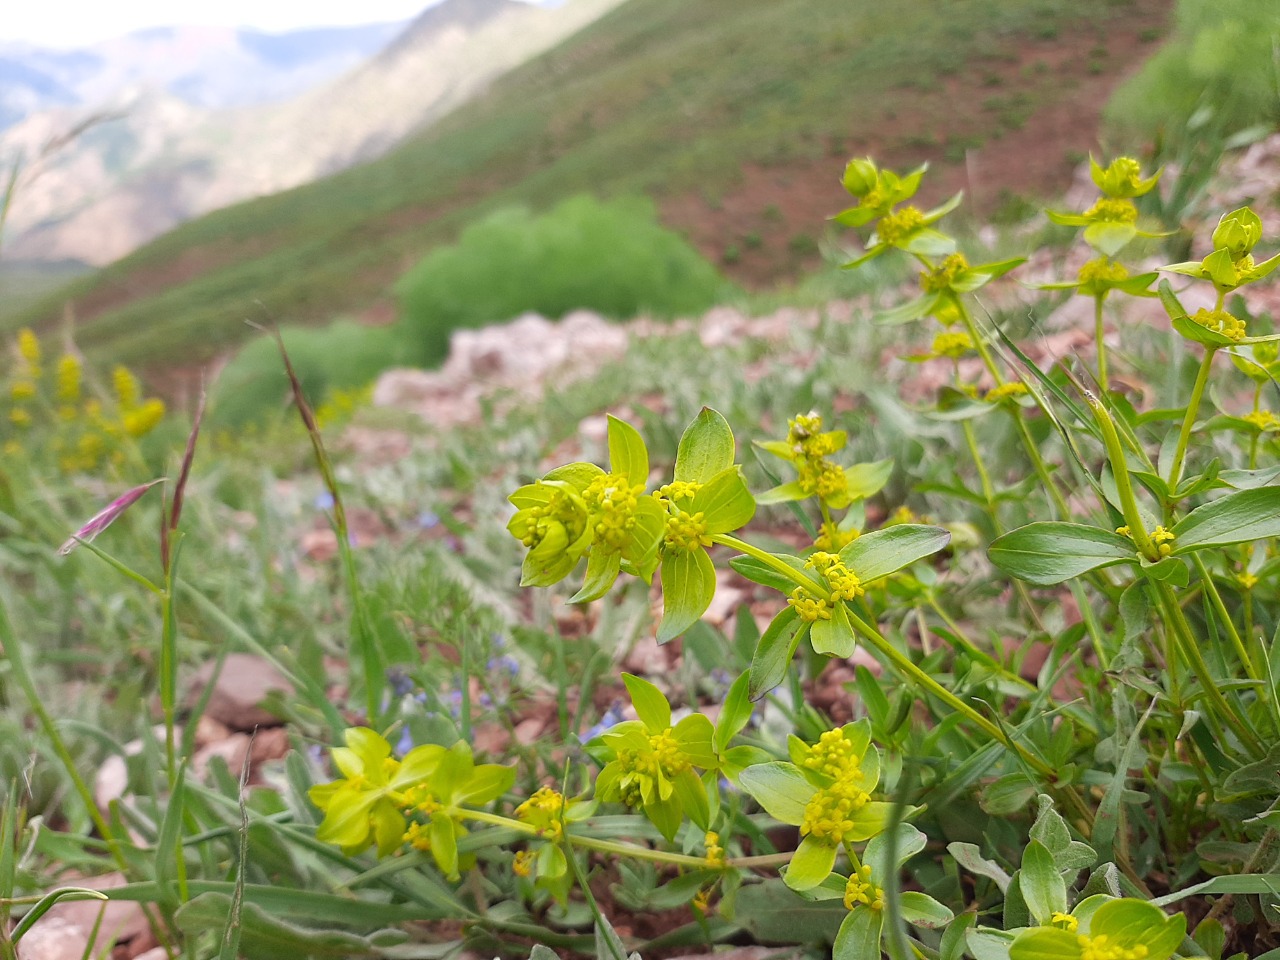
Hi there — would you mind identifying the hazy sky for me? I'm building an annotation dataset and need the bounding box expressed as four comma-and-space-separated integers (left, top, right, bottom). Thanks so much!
1, 2, 441, 48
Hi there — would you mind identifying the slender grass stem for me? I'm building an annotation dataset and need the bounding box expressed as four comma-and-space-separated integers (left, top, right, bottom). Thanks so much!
1154, 581, 1264, 756
1094, 295, 1109, 392
1190, 553, 1260, 682
1166, 347, 1217, 491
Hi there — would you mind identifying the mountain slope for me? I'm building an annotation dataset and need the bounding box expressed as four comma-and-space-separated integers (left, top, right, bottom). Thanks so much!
2, 0, 622, 265
7, 0, 1172, 370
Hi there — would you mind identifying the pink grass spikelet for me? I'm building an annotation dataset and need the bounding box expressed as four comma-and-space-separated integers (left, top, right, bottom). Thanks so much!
58, 479, 165, 556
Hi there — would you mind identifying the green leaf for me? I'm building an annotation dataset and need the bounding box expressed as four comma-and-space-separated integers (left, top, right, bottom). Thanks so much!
622, 673, 671, 730
738, 761, 811, 825
570, 548, 621, 603
1084, 220, 1137, 257
1020, 840, 1067, 925
607, 414, 649, 487
714, 671, 754, 754
988, 522, 1136, 585
748, 608, 807, 700
1009, 927, 1081, 960
675, 408, 735, 484
175, 893, 407, 959
833, 906, 884, 960
1172, 487, 1280, 551
840, 524, 951, 583
735, 879, 846, 944
693, 467, 756, 533
1089, 899, 1185, 960
10, 889, 109, 944
730, 552, 815, 593
657, 547, 716, 643
844, 459, 894, 500
899, 891, 955, 928
755, 480, 809, 505
947, 842, 1012, 893
429, 812, 459, 879
784, 834, 838, 891
810, 601, 856, 658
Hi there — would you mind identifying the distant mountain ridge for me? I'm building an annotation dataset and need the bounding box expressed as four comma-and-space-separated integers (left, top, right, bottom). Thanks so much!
0, 0, 625, 265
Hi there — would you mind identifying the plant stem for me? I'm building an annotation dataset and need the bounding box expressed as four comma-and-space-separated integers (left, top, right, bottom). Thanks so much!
1154, 581, 1264, 756
1166, 347, 1217, 491
1094, 295, 1109, 392
1189, 553, 1260, 682
841, 607, 1051, 778
712, 534, 825, 595
1090, 395, 1158, 561
455, 809, 788, 870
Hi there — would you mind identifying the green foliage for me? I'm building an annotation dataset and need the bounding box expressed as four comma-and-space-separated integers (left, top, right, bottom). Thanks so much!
11, 142, 1280, 960
1106, 0, 1280, 145
395, 196, 728, 365
211, 320, 404, 427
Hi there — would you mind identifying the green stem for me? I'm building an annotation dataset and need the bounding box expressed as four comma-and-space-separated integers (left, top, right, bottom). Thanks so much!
960, 420, 996, 506
455, 809, 789, 870
712, 534, 825, 595
1189, 553, 1260, 682
1094, 295, 1109, 392
0, 595, 130, 873
1090, 395, 1158, 561
926, 598, 1035, 694
1166, 347, 1217, 491
1154, 581, 1264, 756
841, 607, 1052, 779
954, 297, 1005, 386
1010, 414, 1073, 520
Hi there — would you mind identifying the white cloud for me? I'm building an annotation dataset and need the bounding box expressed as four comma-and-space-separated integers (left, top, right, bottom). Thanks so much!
1, 1, 447, 48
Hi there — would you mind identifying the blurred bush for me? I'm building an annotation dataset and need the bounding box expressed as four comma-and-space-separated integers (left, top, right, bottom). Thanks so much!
395, 194, 730, 365
1106, 0, 1279, 145
212, 321, 405, 427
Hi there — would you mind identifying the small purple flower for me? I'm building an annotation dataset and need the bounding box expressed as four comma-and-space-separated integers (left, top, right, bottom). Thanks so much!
395, 726, 415, 757
477, 692, 493, 709
416, 510, 440, 529
386, 669, 415, 699
580, 703, 626, 743
446, 689, 463, 718
314, 491, 336, 511
488, 655, 520, 680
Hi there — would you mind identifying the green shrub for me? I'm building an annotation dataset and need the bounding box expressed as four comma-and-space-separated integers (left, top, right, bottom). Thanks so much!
394, 195, 730, 366
212, 321, 404, 427
1106, 0, 1280, 144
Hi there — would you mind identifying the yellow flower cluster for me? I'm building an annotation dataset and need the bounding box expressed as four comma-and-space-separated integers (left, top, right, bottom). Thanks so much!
4, 330, 167, 473
843, 864, 885, 911
806, 552, 864, 602
1116, 524, 1176, 558
814, 520, 858, 552
584, 473, 645, 552
985, 382, 1030, 404
1078, 258, 1130, 285
703, 831, 726, 868
515, 786, 567, 841
801, 779, 871, 843
1190, 308, 1247, 342
788, 587, 832, 623
664, 510, 712, 552
920, 253, 970, 294
876, 206, 926, 244
931, 331, 974, 360
1083, 197, 1138, 224
1077, 934, 1149, 960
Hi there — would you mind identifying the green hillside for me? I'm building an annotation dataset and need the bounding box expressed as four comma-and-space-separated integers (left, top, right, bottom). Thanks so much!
6, 0, 1170, 370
